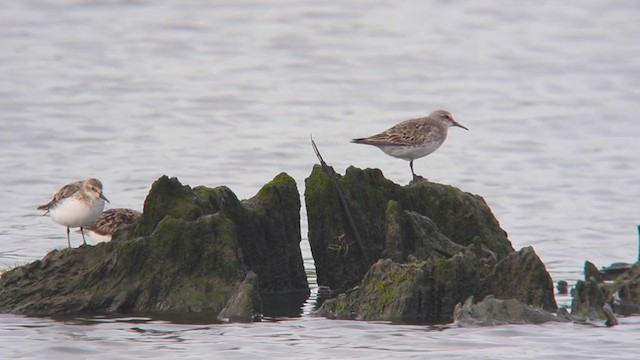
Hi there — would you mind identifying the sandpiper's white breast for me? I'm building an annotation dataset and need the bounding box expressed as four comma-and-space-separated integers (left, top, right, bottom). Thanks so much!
83, 229, 113, 243
49, 197, 105, 228
377, 138, 446, 161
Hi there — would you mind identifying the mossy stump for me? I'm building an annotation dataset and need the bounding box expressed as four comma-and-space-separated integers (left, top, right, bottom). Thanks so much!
0, 173, 308, 319
307, 165, 557, 323
305, 165, 513, 291
572, 261, 640, 318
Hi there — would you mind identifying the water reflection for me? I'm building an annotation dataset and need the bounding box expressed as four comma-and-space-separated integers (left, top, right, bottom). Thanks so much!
262, 291, 311, 319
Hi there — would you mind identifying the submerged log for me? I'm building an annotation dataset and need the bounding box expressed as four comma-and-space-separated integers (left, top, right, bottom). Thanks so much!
572, 259, 640, 319
453, 295, 559, 326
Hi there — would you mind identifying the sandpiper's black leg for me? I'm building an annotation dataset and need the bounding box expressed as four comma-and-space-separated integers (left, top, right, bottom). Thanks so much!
80, 227, 87, 246
66, 227, 71, 248
409, 160, 427, 183
409, 160, 414, 178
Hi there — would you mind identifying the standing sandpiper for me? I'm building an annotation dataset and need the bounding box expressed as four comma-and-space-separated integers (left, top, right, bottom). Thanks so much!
351, 110, 468, 181
83, 208, 141, 243
37, 178, 110, 248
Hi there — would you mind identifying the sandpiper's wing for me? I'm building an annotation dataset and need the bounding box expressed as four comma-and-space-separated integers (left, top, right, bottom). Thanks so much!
352, 117, 441, 146
85, 208, 142, 236
37, 180, 83, 213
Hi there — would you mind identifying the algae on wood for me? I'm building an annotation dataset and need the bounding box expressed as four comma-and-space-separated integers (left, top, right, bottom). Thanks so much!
308, 164, 556, 323
0, 212, 244, 316
316, 247, 557, 323
0, 174, 309, 319
305, 165, 513, 292
316, 256, 484, 323
572, 260, 640, 318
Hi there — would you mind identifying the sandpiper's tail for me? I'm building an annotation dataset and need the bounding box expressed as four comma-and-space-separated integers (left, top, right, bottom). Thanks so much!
37, 202, 52, 215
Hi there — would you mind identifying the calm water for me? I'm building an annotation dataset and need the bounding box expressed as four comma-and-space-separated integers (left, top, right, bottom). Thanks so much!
1, 0, 640, 358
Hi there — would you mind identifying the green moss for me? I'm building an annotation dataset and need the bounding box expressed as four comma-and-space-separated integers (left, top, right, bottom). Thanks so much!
134, 175, 206, 237
383, 200, 403, 261
335, 299, 349, 314
164, 277, 230, 311
612, 277, 625, 288
256, 172, 296, 200
432, 258, 452, 273
355, 263, 418, 319
304, 165, 331, 193
571, 279, 607, 318
304, 166, 337, 216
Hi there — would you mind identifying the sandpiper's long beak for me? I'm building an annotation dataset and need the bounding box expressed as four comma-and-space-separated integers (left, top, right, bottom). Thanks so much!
100, 193, 110, 203
453, 120, 468, 130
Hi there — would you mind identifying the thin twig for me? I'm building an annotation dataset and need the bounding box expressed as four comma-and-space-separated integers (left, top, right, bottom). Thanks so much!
310, 135, 372, 265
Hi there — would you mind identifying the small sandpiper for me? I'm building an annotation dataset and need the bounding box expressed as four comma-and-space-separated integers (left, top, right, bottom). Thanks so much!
83, 208, 141, 243
38, 178, 110, 248
351, 110, 468, 181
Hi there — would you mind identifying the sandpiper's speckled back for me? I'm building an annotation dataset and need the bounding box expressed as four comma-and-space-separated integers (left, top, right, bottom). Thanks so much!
85, 208, 141, 236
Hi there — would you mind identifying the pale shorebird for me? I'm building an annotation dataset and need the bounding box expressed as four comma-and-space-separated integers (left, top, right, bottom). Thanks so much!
37, 178, 109, 248
351, 110, 468, 181
83, 208, 141, 242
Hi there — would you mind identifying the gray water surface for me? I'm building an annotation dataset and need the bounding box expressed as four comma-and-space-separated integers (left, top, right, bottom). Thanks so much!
1, 0, 640, 358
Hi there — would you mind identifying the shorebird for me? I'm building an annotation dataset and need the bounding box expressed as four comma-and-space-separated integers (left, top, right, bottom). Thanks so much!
37, 178, 109, 248
83, 208, 141, 242
351, 110, 468, 181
